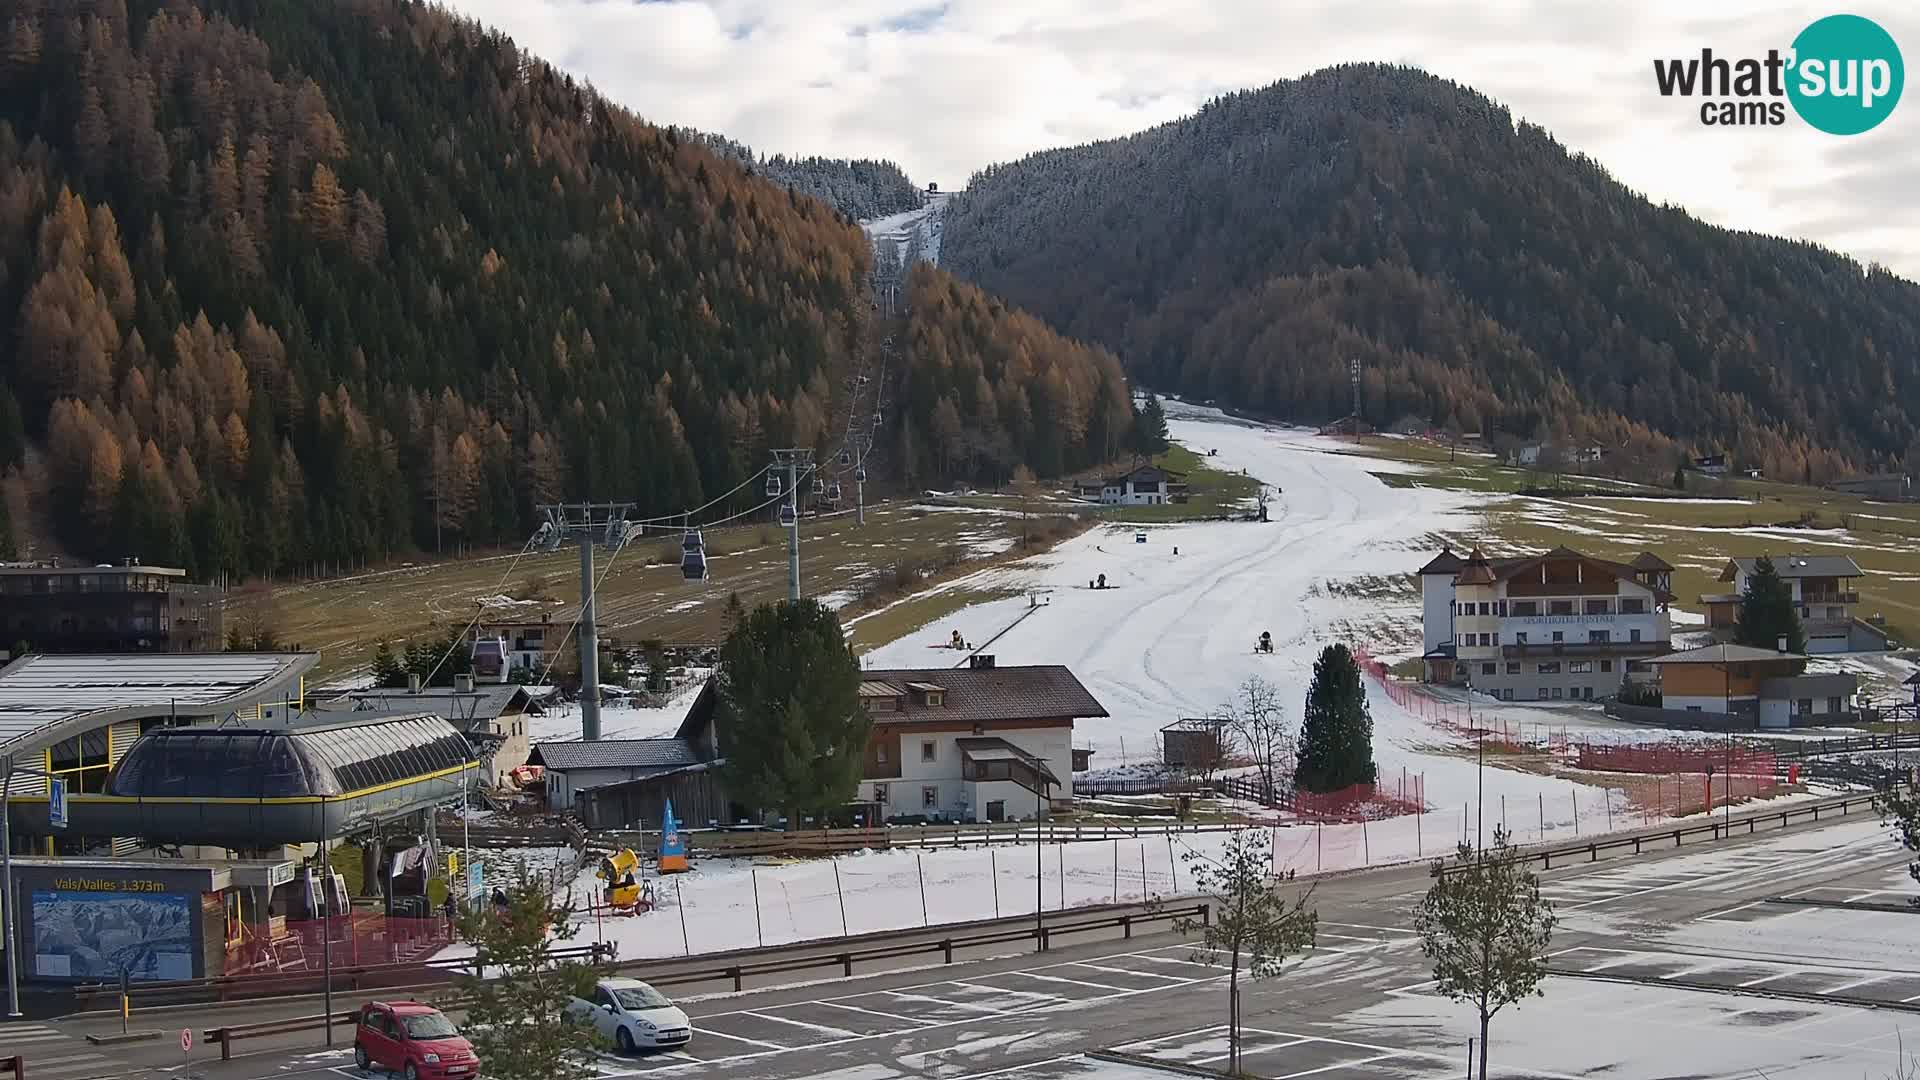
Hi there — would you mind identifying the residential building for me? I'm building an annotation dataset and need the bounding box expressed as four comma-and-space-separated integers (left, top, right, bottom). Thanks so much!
1701, 555, 1888, 653
847, 658, 1105, 822
0, 563, 223, 654
1827, 472, 1911, 501
468, 612, 565, 675
1416, 545, 1674, 700
1077, 464, 1188, 506
1693, 454, 1729, 475
322, 675, 540, 785
1644, 643, 1858, 728
527, 737, 719, 825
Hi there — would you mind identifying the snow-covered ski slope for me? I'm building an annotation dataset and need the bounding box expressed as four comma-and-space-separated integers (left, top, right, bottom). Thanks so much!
863, 401, 1476, 766
863, 191, 949, 267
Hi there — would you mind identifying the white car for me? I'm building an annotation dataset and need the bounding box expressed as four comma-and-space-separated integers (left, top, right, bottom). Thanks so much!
567, 978, 693, 1054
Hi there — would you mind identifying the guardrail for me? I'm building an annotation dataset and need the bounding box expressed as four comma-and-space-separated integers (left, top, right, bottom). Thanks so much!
1441, 793, 1879, 875
190, 902, 1210, 1057
590, 820, 1245, 858
1763, 732, 1920, 761
206, 1009, 363, 1061
73, 944, 609, 1008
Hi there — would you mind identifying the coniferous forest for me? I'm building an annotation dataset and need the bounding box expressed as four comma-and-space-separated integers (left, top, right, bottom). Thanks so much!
941, 64, 1920, 481
0, 0, 1120, 576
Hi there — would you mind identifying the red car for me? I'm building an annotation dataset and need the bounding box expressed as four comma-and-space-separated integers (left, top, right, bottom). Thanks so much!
353, 1002, 479, 1080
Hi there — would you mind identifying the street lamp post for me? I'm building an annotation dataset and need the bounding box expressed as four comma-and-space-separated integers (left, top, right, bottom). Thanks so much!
1, 755, 20, 1018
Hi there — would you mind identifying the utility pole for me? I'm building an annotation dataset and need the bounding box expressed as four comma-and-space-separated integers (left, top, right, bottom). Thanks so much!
536, 503, 633, 741
770, 450, 814, 602
1349, 357, 1361, 442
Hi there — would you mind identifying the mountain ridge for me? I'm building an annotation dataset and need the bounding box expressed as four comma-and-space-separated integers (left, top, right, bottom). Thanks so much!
940, 62, 1920, 480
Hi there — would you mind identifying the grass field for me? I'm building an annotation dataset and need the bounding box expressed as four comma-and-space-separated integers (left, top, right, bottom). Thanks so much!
1349, 436, 1920, 648
250, 502, 1031, 680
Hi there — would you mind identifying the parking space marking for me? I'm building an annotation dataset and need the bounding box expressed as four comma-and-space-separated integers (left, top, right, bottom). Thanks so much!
884, 990, 1016, 1015
1189, 1036, 1313, 1065
738, 1011, 859, 1038
1822, 975, 1886, 995
685, 1026, 787, 1050
1001, 970, 1129, 993
1068, 961, 1189, 982
1320, 921, 1417, 936
813, 999, 934, 1026
949, 981, 1068, 1005
1274, 1051, 1399, 1077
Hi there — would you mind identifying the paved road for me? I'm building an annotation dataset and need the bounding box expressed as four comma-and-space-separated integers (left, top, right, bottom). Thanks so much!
19, 807, 1916, 1080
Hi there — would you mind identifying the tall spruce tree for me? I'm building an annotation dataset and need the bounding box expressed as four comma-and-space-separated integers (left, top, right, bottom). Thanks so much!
1734, 554, 1806, 654
1132, 392, 1170, 455
1295, 643, 1377, 793
716, 599, 866, 827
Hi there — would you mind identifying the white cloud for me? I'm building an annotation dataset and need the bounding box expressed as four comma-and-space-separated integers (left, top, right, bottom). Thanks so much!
441, 0, 1919, 278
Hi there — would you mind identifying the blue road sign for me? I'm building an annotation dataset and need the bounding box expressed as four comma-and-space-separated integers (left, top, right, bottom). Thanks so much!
48, 775, 67, 829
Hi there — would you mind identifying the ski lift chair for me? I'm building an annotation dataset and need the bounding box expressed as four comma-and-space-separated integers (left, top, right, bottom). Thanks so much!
828, 482, 843, 501
812, 477, 826, 495
680, 529, 708, 581
779, 503, 797, 528
854, 466, 867, 483
838, 449, 852, 466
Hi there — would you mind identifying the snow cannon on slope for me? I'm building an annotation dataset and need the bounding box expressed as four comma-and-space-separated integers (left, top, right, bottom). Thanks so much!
597, 849, 652, 914
1256, 631, 1274, 654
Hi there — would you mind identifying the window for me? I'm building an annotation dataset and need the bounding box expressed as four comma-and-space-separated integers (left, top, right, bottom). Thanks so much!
1478, 633, 1491, 647
1496, 601, 1508, 616
926, 692, 945, 706
1827, 696, 1843, 714
1569, 661, 1594, 673
1538, 662, 1561, 674
1551, 631, 1564, 643
922, 786, 939, 808
1686, 705, 1702, 712
1515, 632, 1529, 645
1620, 598, 1646, 614
1478, 602, 1491, 616
1630, 629, 1642, 643
1549, 600, 1574, 615
1500, 689, 1514, 701
1506, 662, 1521, 674
1827, 607, 1844, 619
869, 698, 896, 712
1584, 599, 1611, 615
921, 740, 937, 763
1481, 663, 1496, 676
873, 783, 889, 804
1588, 630, 1610, 644
1796, 698, 1813, 714
1551, 687, 1564, 700
1512, 601, 1538, 616
1537, 687, 1549, 700
1600, 660, 1614, 673
876, 745, 889, 765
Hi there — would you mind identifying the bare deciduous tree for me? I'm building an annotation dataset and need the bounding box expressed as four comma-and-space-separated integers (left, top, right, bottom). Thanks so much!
1223, 676, 1291, 802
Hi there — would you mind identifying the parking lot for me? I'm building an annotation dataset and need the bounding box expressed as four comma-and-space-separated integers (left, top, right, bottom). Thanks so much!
1111, 1025, 1576, 1079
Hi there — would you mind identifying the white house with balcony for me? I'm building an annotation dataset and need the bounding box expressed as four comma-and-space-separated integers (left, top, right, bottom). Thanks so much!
851, 657, 1108, 823
1700, 554, 1889, 654
1417, 545, 1675, 701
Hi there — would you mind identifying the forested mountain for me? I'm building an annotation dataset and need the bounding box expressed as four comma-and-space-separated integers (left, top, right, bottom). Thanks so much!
0, 0, 1108, 578
893, 262, 1133, 487
684, 130, 924, 222
942, 63, 1920, 480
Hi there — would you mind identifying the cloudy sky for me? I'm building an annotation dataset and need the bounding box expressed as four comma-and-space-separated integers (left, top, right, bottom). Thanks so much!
443, 0, 1918, 279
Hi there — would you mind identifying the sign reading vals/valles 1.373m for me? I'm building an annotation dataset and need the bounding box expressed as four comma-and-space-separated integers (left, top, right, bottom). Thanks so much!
1652, 14, 1904, 133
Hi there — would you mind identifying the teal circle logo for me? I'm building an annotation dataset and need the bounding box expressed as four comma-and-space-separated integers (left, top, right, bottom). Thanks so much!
1787, 14, 1904, 134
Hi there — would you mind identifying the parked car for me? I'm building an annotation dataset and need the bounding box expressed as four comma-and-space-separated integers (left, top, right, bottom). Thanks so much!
566, 977, 693, 1053
353, 1002, 478, 1079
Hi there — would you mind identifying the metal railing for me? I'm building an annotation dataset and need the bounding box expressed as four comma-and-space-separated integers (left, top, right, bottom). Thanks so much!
193, 902, 1210, 1058
1441, 793, 1878, 875
73, 945, 609, 1008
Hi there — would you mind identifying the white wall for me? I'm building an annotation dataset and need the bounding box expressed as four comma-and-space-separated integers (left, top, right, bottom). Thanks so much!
1665, 694, 1742, 714
1758, 699, 1793, 729
1420, 574, 1454, 654
861, 725, 1072, 821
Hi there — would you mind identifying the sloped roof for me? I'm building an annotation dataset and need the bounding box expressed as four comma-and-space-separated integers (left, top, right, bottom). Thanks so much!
1417, 548, 1465, 575
1630, 552, 1675, 572
1645, 643, 1806, 665
1723, 555, 1863, 580
858, 665, 1108, 725
1456, 548, 1496, 586
0, 652, 317, 755
956, 736, 1060, 784
1480, 546, 1675, 602
333, 684, 532, 723
529, 737, 704, 772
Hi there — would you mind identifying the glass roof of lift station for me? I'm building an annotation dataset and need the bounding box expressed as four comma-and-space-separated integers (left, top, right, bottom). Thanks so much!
108, 712, 472, 799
